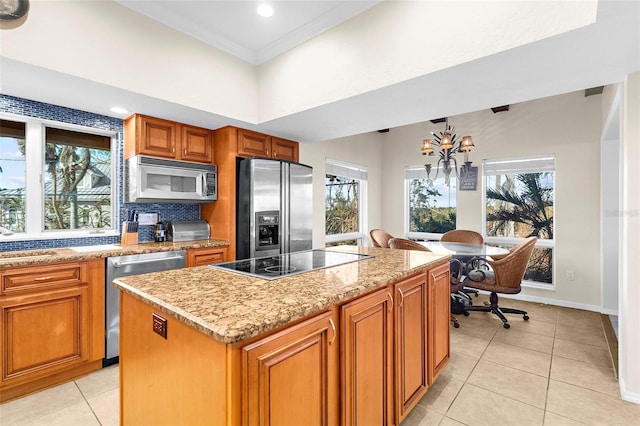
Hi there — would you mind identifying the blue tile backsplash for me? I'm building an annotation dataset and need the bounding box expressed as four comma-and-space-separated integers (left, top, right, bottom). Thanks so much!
0, 95, 201, 252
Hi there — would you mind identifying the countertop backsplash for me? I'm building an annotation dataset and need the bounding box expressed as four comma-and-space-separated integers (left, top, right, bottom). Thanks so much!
0, 95, 204, 253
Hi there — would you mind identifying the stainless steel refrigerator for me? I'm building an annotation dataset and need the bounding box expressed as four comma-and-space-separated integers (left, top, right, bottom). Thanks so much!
236, 157, 313, 260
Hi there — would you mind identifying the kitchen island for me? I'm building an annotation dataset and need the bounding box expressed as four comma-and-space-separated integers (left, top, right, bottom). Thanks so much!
113, 246, 451, 425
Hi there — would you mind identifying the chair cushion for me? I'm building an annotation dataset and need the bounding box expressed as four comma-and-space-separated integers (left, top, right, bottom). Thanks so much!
463, 270, 522, 294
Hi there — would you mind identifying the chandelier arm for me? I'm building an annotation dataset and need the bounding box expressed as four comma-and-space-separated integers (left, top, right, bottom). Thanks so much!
451, 156, 460, 179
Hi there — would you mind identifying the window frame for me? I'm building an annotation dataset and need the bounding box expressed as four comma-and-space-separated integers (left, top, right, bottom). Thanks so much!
0, 112, 118, 241
324, 158, 368, 246
404, 165, 457, 241
481, 155, 556, 288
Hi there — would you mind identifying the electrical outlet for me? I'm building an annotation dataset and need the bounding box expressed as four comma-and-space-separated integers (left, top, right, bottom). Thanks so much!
138, 213, 158, 225
566, 270, 575, 281
152, 313, 167, 339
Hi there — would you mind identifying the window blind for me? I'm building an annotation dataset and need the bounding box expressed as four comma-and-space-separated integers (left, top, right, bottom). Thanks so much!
483, 155, 555, 175
326, 158, 368, 180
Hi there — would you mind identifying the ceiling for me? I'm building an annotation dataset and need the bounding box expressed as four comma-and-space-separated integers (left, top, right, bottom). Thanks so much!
1, 0, 639, 143
114, 0, 382, 65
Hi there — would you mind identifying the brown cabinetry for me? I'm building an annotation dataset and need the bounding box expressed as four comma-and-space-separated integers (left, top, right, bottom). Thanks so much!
124, 113, 213, 164
0, 259, 105, 402
394, 272, 429, 423
341, 287, 394, 426
237, 128, 299, 162
242, 309, 339, 426
428, 262, 451, 383
201, 126, 300, 259
186, 247, 227, 267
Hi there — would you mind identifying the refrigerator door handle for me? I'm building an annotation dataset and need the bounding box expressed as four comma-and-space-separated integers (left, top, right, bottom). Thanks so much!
281, 162, 290, 254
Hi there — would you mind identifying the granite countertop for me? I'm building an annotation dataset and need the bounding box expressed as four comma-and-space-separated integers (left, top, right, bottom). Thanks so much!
113, 246, 450, 345
0, 239, 230, 268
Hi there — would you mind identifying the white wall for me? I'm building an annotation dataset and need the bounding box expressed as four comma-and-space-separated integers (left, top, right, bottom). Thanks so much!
0, 0, 257, 123
320, 90, 603, 308
619, 72, 640, 403
299, 133, 383, 249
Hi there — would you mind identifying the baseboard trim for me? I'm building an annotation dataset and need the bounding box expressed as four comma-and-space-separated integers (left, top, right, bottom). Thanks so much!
620, 377, 640, 404
474, 290, 604, 313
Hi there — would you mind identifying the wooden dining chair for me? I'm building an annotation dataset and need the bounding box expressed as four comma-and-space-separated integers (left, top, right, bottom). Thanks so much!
462, 237, 537, 328
369, 229, 394, 248
440, 230, 484, 297
441, 230, 484, 245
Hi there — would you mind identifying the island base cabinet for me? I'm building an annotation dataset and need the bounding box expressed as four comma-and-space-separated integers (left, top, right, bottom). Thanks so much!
120, 293, 228, 426
428, 262, 451, 383
394, 272, 429, 423
341, 287, 395, 426
242, 309, 339, 426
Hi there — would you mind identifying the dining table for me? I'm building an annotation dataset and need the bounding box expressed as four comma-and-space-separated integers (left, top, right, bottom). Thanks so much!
419, 241, 509, 273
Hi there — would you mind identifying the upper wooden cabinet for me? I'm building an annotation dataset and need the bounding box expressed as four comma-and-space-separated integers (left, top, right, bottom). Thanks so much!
124, 114, 213, 164
237, 128, 299, 162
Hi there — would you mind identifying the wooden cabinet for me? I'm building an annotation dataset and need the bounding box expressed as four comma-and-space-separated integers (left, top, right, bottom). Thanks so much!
124, 113, 213, 164
201, 126, 300, 260
0, 259, 105, 402
427, 262, 451, 384
341, 287, 394, 426
242, 309, 339, 426
186, 247, 228, 267
237, 128, 299, 162
394, 272, 429, 423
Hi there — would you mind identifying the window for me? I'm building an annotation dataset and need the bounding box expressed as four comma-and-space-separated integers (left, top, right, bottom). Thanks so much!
325, 159, 368, 246
404, 166, 456, 240
0, 117, 116, 238
483, 156, 555, 286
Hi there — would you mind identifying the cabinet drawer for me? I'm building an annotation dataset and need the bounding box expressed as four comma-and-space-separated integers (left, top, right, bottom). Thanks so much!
1, 263, 88, 296
187, 248, 227, 267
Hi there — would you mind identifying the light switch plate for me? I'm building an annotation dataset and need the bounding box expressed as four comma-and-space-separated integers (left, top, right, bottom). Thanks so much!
138, 213, 158, 225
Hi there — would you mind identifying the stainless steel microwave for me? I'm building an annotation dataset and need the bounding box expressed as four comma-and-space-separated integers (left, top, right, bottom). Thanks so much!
125, 155, 217, 203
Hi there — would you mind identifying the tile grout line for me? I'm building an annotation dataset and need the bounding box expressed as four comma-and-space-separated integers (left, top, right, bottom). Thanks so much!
74, 381, 104, 426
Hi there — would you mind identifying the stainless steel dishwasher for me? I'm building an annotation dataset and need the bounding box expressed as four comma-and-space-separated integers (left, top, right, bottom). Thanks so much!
105, 250, 186, 366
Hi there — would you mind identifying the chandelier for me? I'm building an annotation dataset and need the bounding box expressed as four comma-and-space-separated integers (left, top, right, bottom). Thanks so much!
420, 117, 474, 186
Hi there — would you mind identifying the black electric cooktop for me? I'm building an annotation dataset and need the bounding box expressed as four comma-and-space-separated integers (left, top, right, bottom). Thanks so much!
211, 250, 373, 280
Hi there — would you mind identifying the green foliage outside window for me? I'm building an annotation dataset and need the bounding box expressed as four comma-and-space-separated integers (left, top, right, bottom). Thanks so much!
325, 175, 359, 235
408, 178, 456, 233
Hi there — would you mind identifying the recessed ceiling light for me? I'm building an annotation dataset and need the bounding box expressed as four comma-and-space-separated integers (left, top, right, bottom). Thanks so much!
110, 106, 129, 114
257, 4, 274, 17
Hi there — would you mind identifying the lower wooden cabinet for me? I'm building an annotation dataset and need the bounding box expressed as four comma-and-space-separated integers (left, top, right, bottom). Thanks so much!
0, 258, 105, 402
186, 246, 228, 267
394, 272, 429, 423
242, 309, 339, 426
428, 262, 451, 383
341, 286, 395, 426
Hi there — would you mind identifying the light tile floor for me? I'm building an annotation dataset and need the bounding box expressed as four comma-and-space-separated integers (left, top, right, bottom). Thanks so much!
1, 295, 639, 425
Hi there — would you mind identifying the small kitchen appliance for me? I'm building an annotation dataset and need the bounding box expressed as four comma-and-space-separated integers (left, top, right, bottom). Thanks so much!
165, 220, 210, 242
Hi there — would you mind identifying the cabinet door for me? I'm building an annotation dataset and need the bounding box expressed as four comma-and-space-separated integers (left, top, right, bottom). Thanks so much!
0, 286, 89, 387
395, 272, 428, 423
341, 287, 394, 426
137, 115, 178, 159
242, 310, 339, 426
271, 137, 299, 162
237, 129, 271, 158
428, 262, 451, 383
186, 247, 227, 267
181, 125, 213, 163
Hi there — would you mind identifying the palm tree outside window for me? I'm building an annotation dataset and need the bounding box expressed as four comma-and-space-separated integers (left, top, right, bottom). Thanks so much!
483, 156, 555, 285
